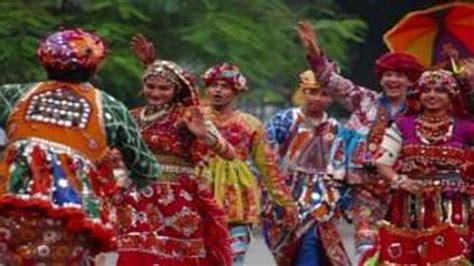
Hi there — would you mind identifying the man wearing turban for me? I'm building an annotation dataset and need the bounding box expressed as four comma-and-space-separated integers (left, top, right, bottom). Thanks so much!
297, 21, 424, 264
0, 29, 162, 264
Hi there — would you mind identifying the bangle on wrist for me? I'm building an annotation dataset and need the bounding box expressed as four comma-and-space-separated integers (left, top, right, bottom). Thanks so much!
391, 174, 407, 189
205, 132, 218, 146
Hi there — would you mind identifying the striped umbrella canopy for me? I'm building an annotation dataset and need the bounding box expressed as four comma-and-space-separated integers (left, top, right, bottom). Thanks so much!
384, 2, 474, 67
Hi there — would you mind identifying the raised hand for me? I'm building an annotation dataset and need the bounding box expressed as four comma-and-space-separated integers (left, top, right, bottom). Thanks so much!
130, 33, 156, 66
178, 106, 208, 139
296, 21, 321, 59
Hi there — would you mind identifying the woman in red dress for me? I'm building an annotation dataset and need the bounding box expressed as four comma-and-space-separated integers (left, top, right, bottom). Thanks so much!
115, 35, 235, 266
367, 69, 474, 265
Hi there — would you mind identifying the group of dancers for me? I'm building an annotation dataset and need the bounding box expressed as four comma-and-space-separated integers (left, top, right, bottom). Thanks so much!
0, 19, 474, 266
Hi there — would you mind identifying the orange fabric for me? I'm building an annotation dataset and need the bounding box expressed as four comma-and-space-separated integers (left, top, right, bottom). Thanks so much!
383, 2, 474, 67
7, 81, 108, 162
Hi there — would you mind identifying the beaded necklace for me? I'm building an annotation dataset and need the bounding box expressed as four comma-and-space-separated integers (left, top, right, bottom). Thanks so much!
140, 104, 172, 122
415, 114, 454, 144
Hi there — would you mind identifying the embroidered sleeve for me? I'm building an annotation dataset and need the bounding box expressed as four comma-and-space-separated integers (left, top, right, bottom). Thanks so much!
252, 123, 293, 206
101, 92, 161, 185
0, 83, 34, 127
373, 123, 403, 167
326, 73, 379, 113
308, 55, 378, 113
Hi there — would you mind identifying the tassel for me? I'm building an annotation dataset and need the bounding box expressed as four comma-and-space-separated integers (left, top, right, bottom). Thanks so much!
78, 168, 100, 219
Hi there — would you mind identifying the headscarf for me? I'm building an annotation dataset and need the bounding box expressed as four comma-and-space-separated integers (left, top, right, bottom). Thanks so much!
292, 70, 322, 106
143, 60, 199, 106
417, 69, 459, 97
202, 62, 248, 92
407, 69, 467, 117
37, 28, 107, 72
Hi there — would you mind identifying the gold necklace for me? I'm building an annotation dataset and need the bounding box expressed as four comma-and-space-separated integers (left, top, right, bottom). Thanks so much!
140, 105, 172, 122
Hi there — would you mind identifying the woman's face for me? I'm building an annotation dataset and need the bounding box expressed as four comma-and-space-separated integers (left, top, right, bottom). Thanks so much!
419, 84, 451, 112
142, 75, 175, 106
380, 70, 412, 100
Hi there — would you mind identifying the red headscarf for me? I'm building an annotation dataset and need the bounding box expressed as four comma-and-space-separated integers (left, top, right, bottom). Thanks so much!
202, 62, 248, 92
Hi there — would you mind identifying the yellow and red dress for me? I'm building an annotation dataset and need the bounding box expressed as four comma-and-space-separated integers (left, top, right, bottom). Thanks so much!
205, 109, 295, 265
206, 109, 294, 224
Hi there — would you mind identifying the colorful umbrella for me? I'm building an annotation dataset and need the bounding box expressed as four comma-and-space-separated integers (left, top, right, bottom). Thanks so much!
384, 2, 474, 67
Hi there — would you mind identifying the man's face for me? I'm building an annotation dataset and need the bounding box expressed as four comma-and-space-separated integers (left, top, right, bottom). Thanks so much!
380, 70, 412, 100
206, 80, 238, 108
303, 88, 333, 113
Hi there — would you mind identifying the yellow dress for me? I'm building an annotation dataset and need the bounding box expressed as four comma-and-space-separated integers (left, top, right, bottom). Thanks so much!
206, 109, 293, 224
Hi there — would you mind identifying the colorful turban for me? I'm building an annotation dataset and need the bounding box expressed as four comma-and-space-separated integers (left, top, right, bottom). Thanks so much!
202, 63, 248, 92
417, 69, 459, 96
292, 70, 322, 106
37, 29, 107, 72
375, 52, 424, 82
143, 60, 199, 106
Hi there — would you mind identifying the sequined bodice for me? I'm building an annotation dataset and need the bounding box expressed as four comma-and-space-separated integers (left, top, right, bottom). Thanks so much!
131, 107, 199, 165
396, 116, 474, 179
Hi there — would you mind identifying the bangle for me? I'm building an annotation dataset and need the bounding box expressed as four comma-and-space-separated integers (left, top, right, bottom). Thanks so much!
205, 131, 218, 146
391, 174, 408, 189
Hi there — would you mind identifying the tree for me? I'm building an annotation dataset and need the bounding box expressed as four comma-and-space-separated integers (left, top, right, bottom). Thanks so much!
0, 0, 366, 107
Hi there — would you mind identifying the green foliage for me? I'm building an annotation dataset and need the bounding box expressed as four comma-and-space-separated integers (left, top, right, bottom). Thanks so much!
0, 0, 366, 107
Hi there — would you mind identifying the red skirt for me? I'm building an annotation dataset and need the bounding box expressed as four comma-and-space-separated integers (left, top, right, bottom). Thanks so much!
0, 208, 98, 265
115, 174, 232, 266
378, 224, 470, 265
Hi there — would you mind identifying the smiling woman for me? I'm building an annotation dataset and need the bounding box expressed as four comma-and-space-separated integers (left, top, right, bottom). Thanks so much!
368, 69, 474, 265
114, 36, 238, 265
142, 75, 176, 106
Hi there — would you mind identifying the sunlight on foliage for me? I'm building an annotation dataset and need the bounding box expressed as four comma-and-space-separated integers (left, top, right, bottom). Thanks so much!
0, 0, 366, 106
